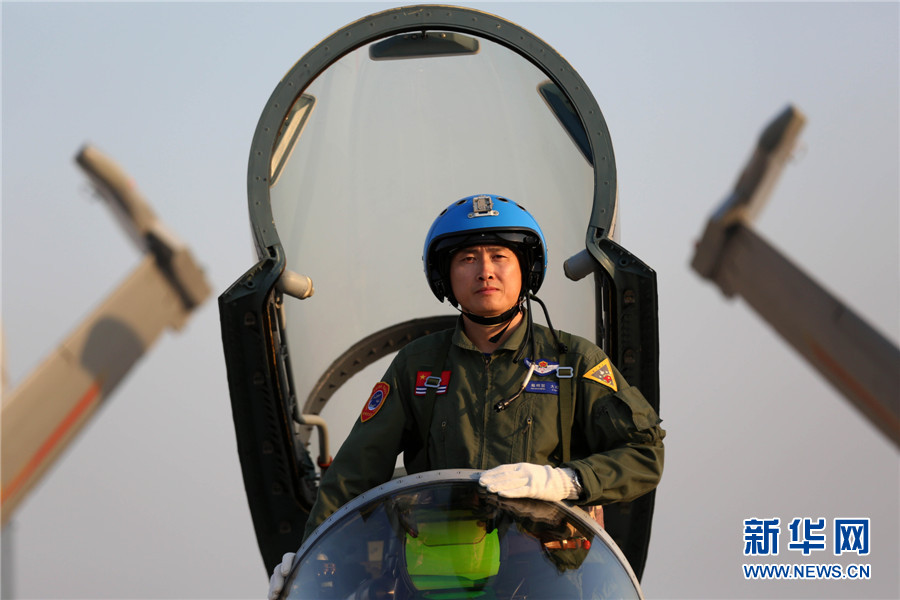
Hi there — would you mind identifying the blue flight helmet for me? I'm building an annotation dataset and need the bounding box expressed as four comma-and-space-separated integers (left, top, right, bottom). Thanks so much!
423, 194, 548, 307
424, 195, 566, 412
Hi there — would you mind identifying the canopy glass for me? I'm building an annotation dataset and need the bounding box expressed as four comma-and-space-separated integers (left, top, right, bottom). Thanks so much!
268, 33, 597, 451
281, 471, 641, 599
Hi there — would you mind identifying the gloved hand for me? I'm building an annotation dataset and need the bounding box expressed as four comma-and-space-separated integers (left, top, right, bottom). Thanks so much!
479, 463, 579, 502
268, 552, 295, 600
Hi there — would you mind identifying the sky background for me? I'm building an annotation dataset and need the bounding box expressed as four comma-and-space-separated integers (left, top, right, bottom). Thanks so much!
2, 2, 898, 599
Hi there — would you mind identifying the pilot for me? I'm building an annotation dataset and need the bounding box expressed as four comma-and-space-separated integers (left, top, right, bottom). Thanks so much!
269, 194, 665, 598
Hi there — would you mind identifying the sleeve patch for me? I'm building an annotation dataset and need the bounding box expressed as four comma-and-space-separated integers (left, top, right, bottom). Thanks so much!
583, 358, 618, 391
361, 382, 390, 422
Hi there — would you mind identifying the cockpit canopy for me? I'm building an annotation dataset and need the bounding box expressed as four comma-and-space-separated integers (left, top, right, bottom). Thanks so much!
220, 4, 659, 581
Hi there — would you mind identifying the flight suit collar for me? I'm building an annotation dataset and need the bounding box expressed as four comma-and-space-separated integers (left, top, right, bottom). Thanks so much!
451, 311, 531, 354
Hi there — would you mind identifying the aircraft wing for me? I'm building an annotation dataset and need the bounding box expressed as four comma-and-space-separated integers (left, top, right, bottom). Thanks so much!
692, 106, 900, 448
1, 146, 211, 526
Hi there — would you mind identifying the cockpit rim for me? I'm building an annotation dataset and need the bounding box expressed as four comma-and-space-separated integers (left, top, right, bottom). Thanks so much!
291, 468, 643, 598
245, 3, 618, 260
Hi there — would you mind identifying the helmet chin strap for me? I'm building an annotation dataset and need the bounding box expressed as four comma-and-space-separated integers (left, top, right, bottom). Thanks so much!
459, 293, 567, 354
459, 300, 523, 343
460, 303, 520, 326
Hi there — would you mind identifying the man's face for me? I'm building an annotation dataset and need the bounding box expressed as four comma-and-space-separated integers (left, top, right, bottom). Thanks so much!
449, 244, 522, 317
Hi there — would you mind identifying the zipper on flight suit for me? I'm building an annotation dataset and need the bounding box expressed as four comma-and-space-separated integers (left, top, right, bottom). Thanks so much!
439, 419, 448, 456
521, 415, 534, 462
479, 353, 493, 469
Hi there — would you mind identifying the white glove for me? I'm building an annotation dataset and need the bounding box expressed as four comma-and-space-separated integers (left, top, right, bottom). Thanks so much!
268, 552, 295, 600
479, 463, 579, 502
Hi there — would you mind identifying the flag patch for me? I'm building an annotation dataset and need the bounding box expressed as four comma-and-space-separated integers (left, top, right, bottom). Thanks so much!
415, 371, 451, 396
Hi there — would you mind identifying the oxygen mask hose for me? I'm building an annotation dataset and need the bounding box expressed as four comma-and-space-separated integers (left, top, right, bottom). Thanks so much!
495, 296, 538, 412
494, 294, 566, 412
494, 361, 536, 412
529, 293, 568, 354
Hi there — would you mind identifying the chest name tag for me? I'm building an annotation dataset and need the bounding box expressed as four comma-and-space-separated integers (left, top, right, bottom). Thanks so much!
525, 380, 560, 395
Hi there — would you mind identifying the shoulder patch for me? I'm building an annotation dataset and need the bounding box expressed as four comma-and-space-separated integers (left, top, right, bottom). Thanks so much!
361, 382, 390, 422
583, 358, 618, 391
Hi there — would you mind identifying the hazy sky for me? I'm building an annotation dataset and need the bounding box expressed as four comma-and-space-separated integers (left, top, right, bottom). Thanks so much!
2, 2, 898, 599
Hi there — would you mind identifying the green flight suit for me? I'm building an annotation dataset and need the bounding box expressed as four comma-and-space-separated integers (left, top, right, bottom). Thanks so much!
303, 316, 664, 540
